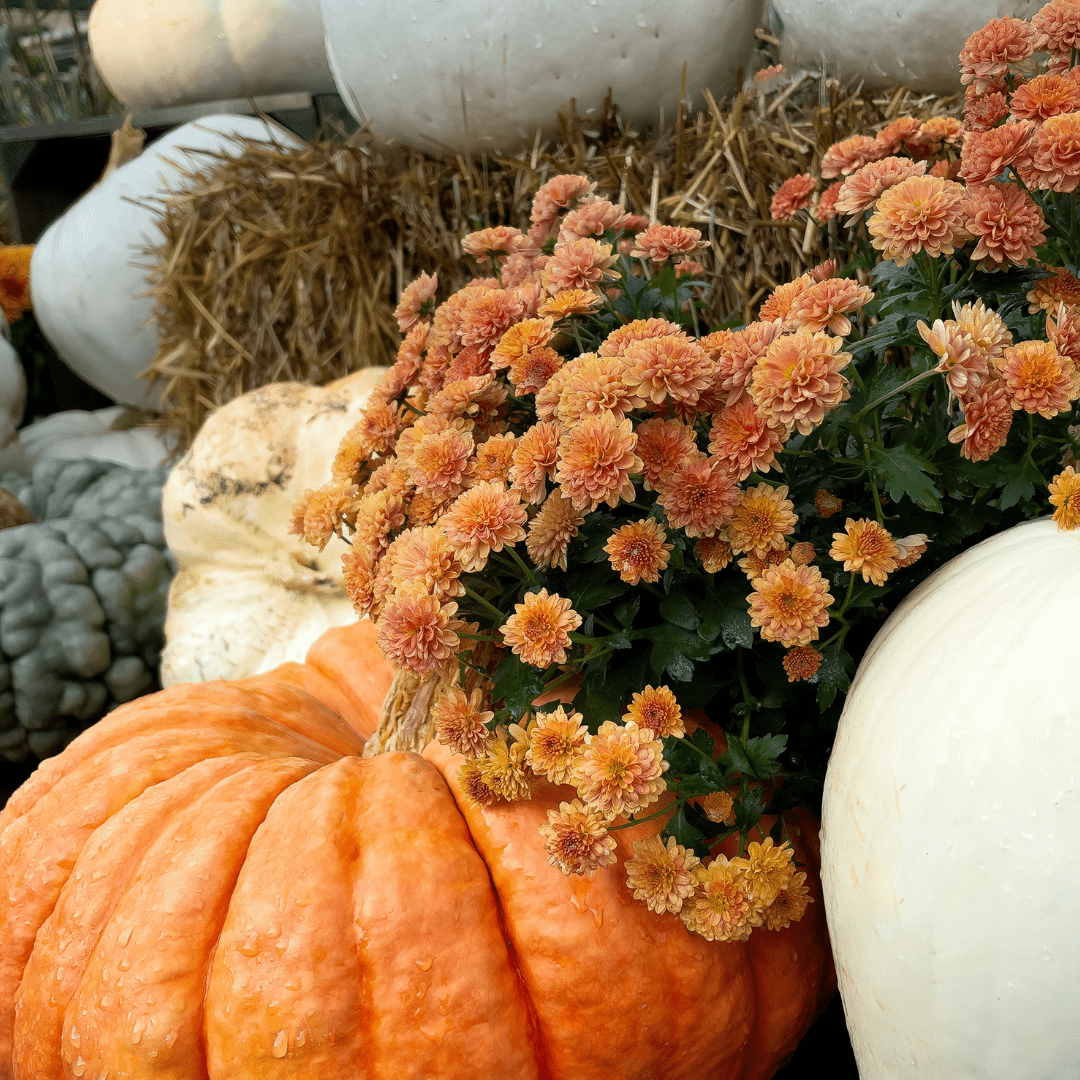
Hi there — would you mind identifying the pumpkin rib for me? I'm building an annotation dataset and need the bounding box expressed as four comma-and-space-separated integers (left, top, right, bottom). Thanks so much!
12, 753, 268, 1080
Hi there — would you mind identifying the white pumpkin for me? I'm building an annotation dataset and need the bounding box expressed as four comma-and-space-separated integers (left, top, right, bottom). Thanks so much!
88, 0, 336, 109
14, 407, 174, 471
821, 518, 1080, 1078
0, 336, 27, 474
160, 368, 386, 686
775, 0, 1042, 94
29, 114, 304, 410
320, 0, 765, 153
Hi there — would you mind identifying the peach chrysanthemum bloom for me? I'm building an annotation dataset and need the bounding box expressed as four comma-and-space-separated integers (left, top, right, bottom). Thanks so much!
387, 524, 465, 601
674, 258, 707, 278
441, 481, 528, 572
510, 420, 561, 504
1049, 466, 1080, 529
1047, 304, 1080, 372
1032, 0, 1080, 54
341, 547, 378, 616
453, 286, 528, 354
471, 432, 517, 485
741, 837, 795, 906
754, 62, 784, 84
959, 121, 1036, 185
409, 424, 476, 500
867, 175, 968, 266
634, 417, 698, 491
958, 16, 1040, 89
477, 726, 534, 802
347, 400, 402, 466
657, 453, 740, 537
303, 481, 366, 549
393, 271, 438, 332
538, 800, 618, 876
628, 223, 703, 263
701, 791, 735, 824
508, 345, 564, 396
762, 871, 813, 931
830, 518, 899, 586
573, 720, 668, 819
789, 541, 815, 566
786, 278, 875, 336
491, 316, 555, 371
621, 334, 713, 408
555, 412, 641, 512
714, 319, 785, 404
680, 857, 761, 942
432, 686, 495, 757
894, 533, 930, 568
542, 237, 619, 293
874, 116, 922, 154
604, 518, 674, 585
1000, 339, 1080, 416
813, 489, 843, 517
964, 87, 1010, 132
696, 536, 734, 573
1027, 266, 1080, 314
810, 259, 837, 284
952, 298, 1013, 368
538, 288, 602, 320
499, 588, 582, 668
598, 317, 683, 357
916, 116, 964, 149
917, 318, 990, 399
380, 320, 428, 400
758, 276, 811, 323
769, 173, 816, 221
1012, 73, 1080, 121
625, 835, 701, 915
461, 225, 535, 264
525, 489, 585, 572
726, 483, 799, 558
376, 593, 460, 675
964, 181, 1047, 267
948, 380, 1014, 460
1027, 112, 1080, 192
530, 174, 598, 225
783, 645, 823, 682
428, 374, 506, 426
834, 157, 928, 219
708, 397, 786, 482
526, 706, 588, 785
747, 559, 834, 647
740, 547, 789, 579
558, 354, 638, 426
458, 759, 498, 807
750, 328, 852, 435
558, 196, 636, 242
623, 684, 684, 739
811, 180, 844, 223
820, 134, 888, 179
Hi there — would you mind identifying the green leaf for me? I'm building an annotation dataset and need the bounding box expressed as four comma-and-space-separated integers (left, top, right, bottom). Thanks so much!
813, 640, 851, 712
869, 445, 942, 512
660, 590, 700, 631
565, 569, 628, 611
732, 787, 766, 834
614, 596, 640, 629
491, 654, 547, 720
578, 661, 624, 730
999, 476, 1035, 509
661, 805, 713, 859
697, 579, 754, 650
666, 651, 695, 683
741, 734, 788, 780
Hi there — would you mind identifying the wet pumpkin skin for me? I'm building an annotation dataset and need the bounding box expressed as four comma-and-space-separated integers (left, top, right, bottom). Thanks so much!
0, 622, 833, 1080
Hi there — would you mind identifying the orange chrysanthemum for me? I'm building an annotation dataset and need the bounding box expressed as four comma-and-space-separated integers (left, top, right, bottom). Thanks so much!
633, 417, 698, 492
758, 276, 811, 324
789, 542, 815, 566
874, 116, 922, 154
657, 453, 740, 537
538, 800, 618, 876
530, 174, 598, 225
471, 432, 517, 484
829, 518, 899, 586
409, 424, 476, 500
604, 518, 674, 585
499, 588, 582, 668
948, 379, 1014, 460
811, 180, 844, 224
680, 857, 761, 942
1028, 111, 1080, 192
894, 533, 930, 568
456, 286, 529, 353
714, 319, 785, 404
538, 288, 602, 320
750, 328, 852, 435
1027, 266, 1080, 314
964, 181, 1047, 267
747, 560, 834, 647
770, 173, 816, 220
386, 524, 465, 601
623, 684, 684, 739
701, 791, 735, 824
625, 835, 701, 915
393, 271, 438, 332
696, 536, 734, 573
629, 224, 703, 263
525, 489, 585, 571
959, 121, 1036, 187
958, 16, 1040, 88
917, 318, 990, 399
376, 593, 460, 675
1032, 0, 1080, 55
964, 87, 1010, 132
491, 316, 555, 371
726, 484, 799, 558
621, 334, 714, 408
820, 134, 887, 179
1047, 304, 1080, 370
708, 397, 787, 482
542, 237, 619, 293
867, 175, 968, 266
741, 837, 796, 907
477, 726, 534, 803
558, 196, 636, 242
834, 157, 928, 219
952, 298, 1013, 368
555, 412, 641, 512
598, 317, 683, 358
573, 720, 668, 819
762, 871, 813, 931
432, 686, 495, 757
1000, 339, 1079, 416
558, 354, 638, 426
1011, 73, 1080, 121
458, 759, 498, 807
441, 481, 528, 572
783, 645, 823, 682
461, 225, 535, 264
786, 278, 875, 337
510, 420, 561, 504
526, 706, 588, 785
508, 345, 563, 395
814, 489, 843, 517
1049, 465, 1080, 529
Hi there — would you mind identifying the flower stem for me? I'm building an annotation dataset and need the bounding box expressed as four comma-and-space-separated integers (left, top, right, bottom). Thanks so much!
463, 585, 506, 622
503, 544, 538, 584
862, 441, 885, 523
852, 367, 938, 421
606, 802, 678, 831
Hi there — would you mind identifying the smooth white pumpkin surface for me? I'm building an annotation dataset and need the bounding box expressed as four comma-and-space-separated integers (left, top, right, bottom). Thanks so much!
821, 518, 1080, 1078
321, 0, 764, 153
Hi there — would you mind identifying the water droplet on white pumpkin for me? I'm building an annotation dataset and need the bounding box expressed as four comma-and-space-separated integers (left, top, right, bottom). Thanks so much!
534, 34, 543, 49
272, 1030, 289, 1058
636, 13, 647, 27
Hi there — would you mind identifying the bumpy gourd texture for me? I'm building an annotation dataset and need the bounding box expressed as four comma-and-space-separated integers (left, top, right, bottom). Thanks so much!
0, 622, 834, 1080
0, 460, 173, 763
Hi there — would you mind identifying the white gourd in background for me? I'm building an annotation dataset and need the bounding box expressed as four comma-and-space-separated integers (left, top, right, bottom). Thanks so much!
29, 115, 304, 410
0, 337, 27, 474
320, 0, 766, 153
774, 0, 1043, 94
88, 0, 336, 109
821, 519, 1080, 1078
15, 408, 173, 471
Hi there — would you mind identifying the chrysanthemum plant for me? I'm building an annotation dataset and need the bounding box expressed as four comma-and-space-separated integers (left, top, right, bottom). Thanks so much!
295, 8, 1079, 942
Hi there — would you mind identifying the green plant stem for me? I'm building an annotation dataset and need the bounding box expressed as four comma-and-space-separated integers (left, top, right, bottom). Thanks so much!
862, 441, 885, 523
462, 586, 505, 621
606, 802, 678, 831
852, 367, 938, 421
736, 651, 754, 744
502, 544, 538, 584
837, 571, 857, 620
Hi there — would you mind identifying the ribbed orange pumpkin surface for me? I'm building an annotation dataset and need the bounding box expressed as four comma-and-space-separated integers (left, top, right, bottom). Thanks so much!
0, 620, 834, 1080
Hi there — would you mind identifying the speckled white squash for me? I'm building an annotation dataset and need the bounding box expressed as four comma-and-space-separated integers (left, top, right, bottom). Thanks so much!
775, 0, 1042, 94
88, 0, 336, 109
29, 115, 303, 410
160, 368, 385, 685
320, 0, 765, 153
821, 518, 1080, 1079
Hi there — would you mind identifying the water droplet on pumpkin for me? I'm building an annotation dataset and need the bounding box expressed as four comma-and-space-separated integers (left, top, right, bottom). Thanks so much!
117, 926, 132, 948
71, 1057, 87, 1078
68, 1024, 80, 1047
295, 1030, 306, 1047
240, 932, 259, 957
284, 976, 303, 991
130, 1019, 145, 1045
414, 956, 434, 972
272, 1030, 289, 1058
635, 13, 647, 26
264, 921, 281, 939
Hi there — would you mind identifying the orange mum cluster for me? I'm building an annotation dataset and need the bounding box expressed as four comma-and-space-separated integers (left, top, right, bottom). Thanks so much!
0, 245, 33, 325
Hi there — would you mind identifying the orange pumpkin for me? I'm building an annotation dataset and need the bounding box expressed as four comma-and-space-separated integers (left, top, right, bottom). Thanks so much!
0, 621, 834, 1080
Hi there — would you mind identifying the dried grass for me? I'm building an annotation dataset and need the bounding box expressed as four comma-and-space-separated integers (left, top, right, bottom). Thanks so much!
143, 61, 960, 451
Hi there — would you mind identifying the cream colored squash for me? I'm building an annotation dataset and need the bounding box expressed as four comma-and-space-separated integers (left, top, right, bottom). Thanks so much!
88, 0, 336, 109
320, 0, 765, 153
29, 115, 303, 410
160, 368, 386, 685
0, 337, 26, 474
820, 518, 1080, 1078
14, 408, 173, 471
775, 0, 1041, 94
